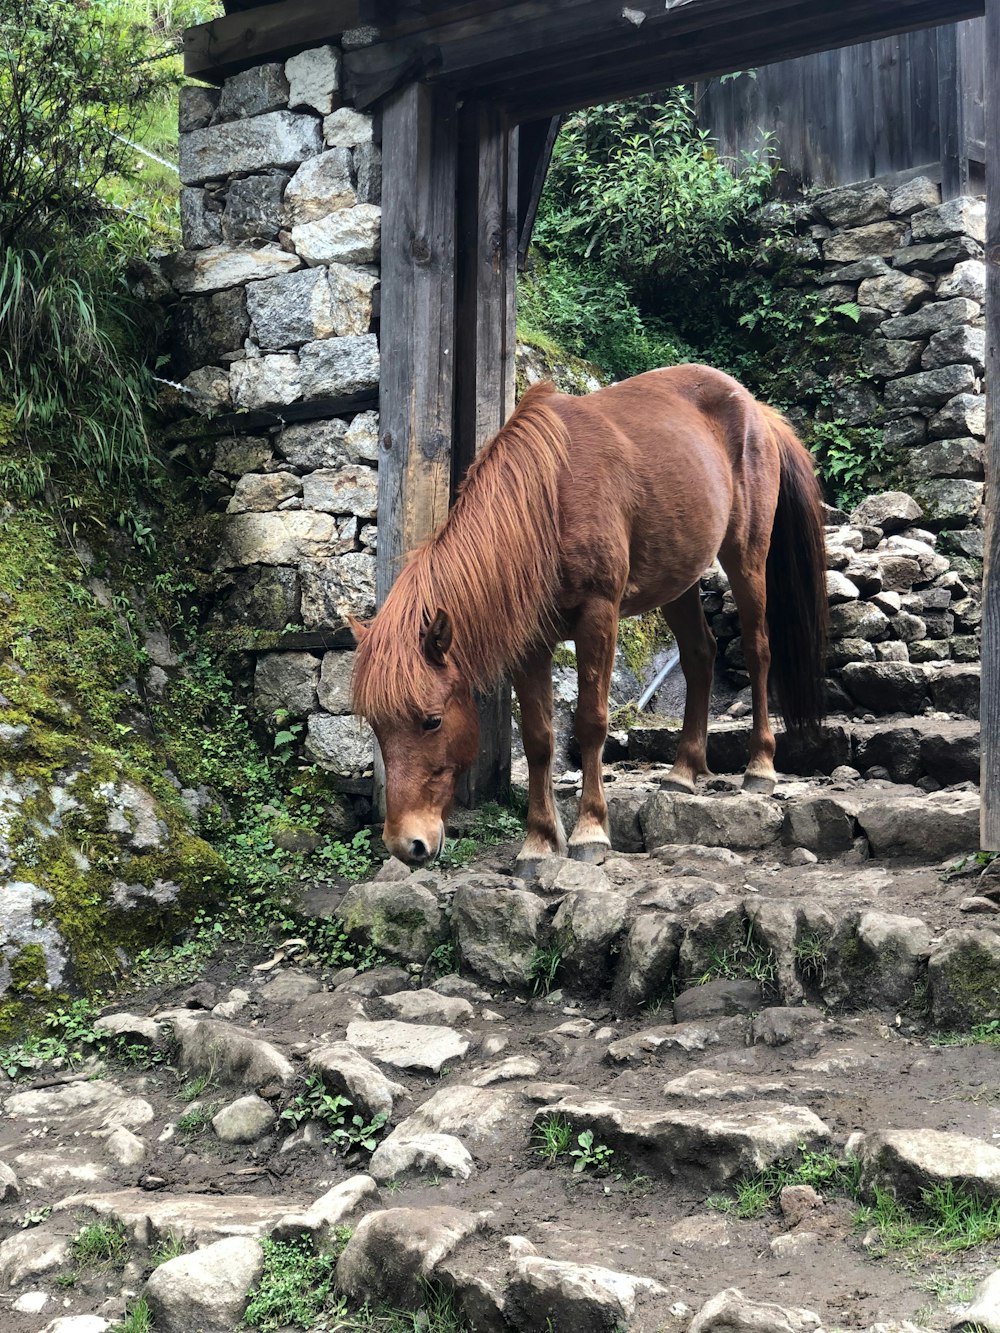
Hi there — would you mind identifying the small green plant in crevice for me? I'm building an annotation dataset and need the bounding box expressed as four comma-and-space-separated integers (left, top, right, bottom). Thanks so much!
60, 1220, 130, 1287
0, 998, 106, 1079
110, 1298, 153, 1333
698, 920, 777, 989
793, 931, 830, 987
707, 1147, 860, 1219
569, 1129, 615, 1175
930, 1020, 1000, 1050
438, 802, 525, 869
175, 1101, 221, 1136
528, 944, 562, 997
150, 1233, 187, 1268
20, 1206, 52, 1229
533, 1113, 574, 1163
329, 1109, 390, 1156
241, 1233, 350, 1331
178, 1071, 216, 1103
279, 1075, 388, 1156
860, 1180, 1000, 1256
424, 941, 458, 982
944, 849, 1000, 880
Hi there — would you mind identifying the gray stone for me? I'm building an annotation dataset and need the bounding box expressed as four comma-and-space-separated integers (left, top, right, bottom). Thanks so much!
782, 795, 856, 855
850, 491, 922, 534
355, 141, 382, 204
536, 1096, 829, 1187
818, 256, 889, 283
0, 1161, 20, 1202
856, 271, 931, 313
180, 111, 321, 186
162, 1013, 294, 1088
308, 1041, 406, 1119
216, 64, 288, 121
336, 879, 445, 961
302, 464, 378, 517
883, 415, 927, 449
167, 243, 301, 295
172, 288, 250, 377
910, 198, 986, 244
906, 437, 984, 480
830, 380, 880, 425
369, 1131, 474, 1182
318, 650, 355, 713
855, 1127, 1000, 1204
222, 173, 289, 244
229, 353, 302, 409
689, 1288, 822, 1333
223, 566, 300, 629
952, 1270, 1000, 1333
828, 602, 891, 641
922, 325, 985, 373
299, 333, 380, 398
300, 551, 377, 622
304, 712, 374, 775
823, 221, 907, 262
324, 107, 374, 147
506, 1256, 667, 1333
179, 84, 220, 133
858, 790, 980, 858
228, 471, 302, 513
212, 1095, 277, 1143
911, 478, 984, 526
551, 889, 631, 994
143, 1236, 264, 1333
284, 148, 355, 224
248, 267, 337, 349
884, 365, 977, 410
893, 236, 983, 272
814, 183, 889, 227
292, 203, 381, 264
674, 979, 762, 1023
180, 187, 223, 249
385, 991, 473, 1025
841, 662, 929, 712
890, 611, 927, 643
279, 418, 349, 469
285, 45, 341, 115
177, 364, 230, 414
928, 929, 1000, 1028
336, 1206, 485, 1309
938, 258, 986, 302
54, 1188, 302, 1245
640, 792, 783, 852
94, 1012, 170, 1052
346, 1019, 469, 1074
37, 1318, 110, 1333
221, 512, 346, 567
327, 264, 378, 336
881, 297, 981, 340
889, 176, 940, 216
0, 1231, 69, 1287
853, 911, 933, 1006
452, 881, 546, 987
930, 393, 985, 439
862, 337, 924, 379
610, 912, 683, 1016
272, 1175, 377, 1247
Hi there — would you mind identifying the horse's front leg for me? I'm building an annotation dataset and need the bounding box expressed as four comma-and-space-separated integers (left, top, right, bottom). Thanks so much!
568, 598, 617, 860
513, 643, 566, 872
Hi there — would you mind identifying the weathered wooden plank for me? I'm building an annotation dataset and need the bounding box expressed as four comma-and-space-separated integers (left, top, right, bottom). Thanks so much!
184, 0, 360, 79
453, 100, 517, 804
983, 0, 1000, 848
938, 22, 972, 198
377, 80, 458, 606
161, 392, 379, 444
516, 116, 560, 271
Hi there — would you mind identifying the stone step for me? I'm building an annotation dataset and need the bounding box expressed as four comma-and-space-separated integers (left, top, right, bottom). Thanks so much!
627, 713, 979, 784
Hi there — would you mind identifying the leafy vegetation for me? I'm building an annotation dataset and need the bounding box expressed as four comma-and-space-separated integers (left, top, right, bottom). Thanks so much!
520, 88, 889, 507
528, 944, 563, 997
697, 920, 778, 988
280, 1074, 389, 1155
533, 1114, 616, 1175
707, 1146, 860, 1219
242, 1235, 349, 1332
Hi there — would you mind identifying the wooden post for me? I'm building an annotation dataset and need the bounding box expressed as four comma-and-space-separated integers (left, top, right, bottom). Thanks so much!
938, 22, 971, 199
454, 99, 519, 805
983, 0, 1000, 849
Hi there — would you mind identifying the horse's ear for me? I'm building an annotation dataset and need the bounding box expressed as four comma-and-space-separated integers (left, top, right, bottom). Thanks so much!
347, 614, 370, 645
423, 609, 452, 667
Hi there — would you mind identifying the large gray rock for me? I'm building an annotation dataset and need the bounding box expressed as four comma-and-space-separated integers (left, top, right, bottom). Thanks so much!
317, 650, 355, 714
336, 878, 445, 962
336, 1206, 486, 1308
300, 552, 377, 622
248, 268, 338, 349
308, 1041, 406, 1119
180, 111, 321, 185
854, 1127, 1000, 1203
923, 325, 985, 373
222, 173, 289, 244
856, 271, 931, 313
143, 1236, 264, 1333
285, 45, 341, 115
324, 107, 374, 147
863, 337, 924, 379
272, 1175, 377, 1247
884, 365, 977, 410
782, 795, 856, 855
179, 84, 220, 133
172, 287, 250, 377
302, 464, 378, 517
346, 1019, 469, 1074
850, 492, 922, 534
327, 264, 379, 336
889, 176, 940, 216
640, 792, 783, 851
216, 64, 289, 121
227, 471, 302, 514
851, 911, 933, 1007
0, 1230, 70, 1287
452, 881, 546, 987
284, 147, 355, 222
299, 333, 380, 398
930, 392, 986, 439
292, 203, 381, 264
610, 912, 683, 1015
952, 1271, 1000, 1333
167, 243, 301, 295
384, 991, 474, 1025
222, 512, 347, 567
912, 478, 984, 526
689, 1288, 822, 1333
304, 712, 374, 776
828, 601, 891, 642
161, 1013, 294, 1088
814, 183, 889, 227
938, 258, 986, 302
823, 221, 907, 261
882, 297, 981, 340
841, 662, 929, 713
230, 353, 302, 409
906, 437, 984, 480
910, 198, 986, 244
180, 187, 223, 249
53, 1188, 303, 1245
551, 888, 631, 994
279, 418, 349, 468
858, 790, 980, 858
369, 1131, 474, 1182
928, 929, 1000, 1028
506, 1255, 667, 1333
253, 651, 320, 718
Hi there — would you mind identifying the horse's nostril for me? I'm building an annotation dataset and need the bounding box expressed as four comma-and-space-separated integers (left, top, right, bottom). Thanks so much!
410, 839, 429, 862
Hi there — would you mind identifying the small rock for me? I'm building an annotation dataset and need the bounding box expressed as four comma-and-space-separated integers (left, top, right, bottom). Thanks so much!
506, 1255, 667, 1332
689, 1288, 822, 1333
272, 1175, 377, 1246
369, 1131, 474, 1182
104, 1127, 147, 1167
308, 1041, 407, 1120
779, 1183, 824, 1226
345, 1018, 469, 1074
143, 1236, 264, 1333
212, 1095, 277, 1144
383, 991, 474, 1025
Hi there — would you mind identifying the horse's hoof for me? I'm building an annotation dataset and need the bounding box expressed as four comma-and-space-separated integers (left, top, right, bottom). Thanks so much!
743, 773, 776, 796
568, 841, 610, 864
660, 776, 696, 795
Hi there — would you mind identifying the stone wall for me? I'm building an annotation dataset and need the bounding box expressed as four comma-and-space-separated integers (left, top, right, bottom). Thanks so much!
804, 179, 985, 579
165, 47, 379, 785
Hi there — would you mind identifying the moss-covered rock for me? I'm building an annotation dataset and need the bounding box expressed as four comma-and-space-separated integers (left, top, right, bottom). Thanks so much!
928, 929, 1000, 1030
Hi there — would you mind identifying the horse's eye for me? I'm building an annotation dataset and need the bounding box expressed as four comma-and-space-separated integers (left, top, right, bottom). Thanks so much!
422, 715, 442, 732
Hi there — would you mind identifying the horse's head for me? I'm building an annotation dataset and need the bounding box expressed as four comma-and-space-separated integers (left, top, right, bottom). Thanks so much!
350, 609, 479, 865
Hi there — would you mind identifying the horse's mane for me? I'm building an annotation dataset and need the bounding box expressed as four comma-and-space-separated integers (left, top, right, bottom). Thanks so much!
351, 382, 568, 721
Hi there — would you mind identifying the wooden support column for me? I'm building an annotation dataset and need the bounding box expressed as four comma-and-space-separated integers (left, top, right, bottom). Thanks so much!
938, 22, 972, 199
454, 99, 519, 805
983, 0, 1000, 848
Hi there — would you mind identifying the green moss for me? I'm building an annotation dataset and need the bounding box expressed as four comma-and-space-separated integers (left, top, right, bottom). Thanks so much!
9, 944, 47, 992
941, 945, 1000, 1023
617, 612, 673, 678
552, 644, 577, 669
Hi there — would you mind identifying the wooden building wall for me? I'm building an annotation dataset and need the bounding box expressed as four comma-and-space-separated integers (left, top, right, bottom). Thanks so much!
696, 20, 985, 196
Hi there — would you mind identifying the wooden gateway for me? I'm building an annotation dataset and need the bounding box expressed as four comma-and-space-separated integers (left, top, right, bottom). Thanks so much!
183, 0, 1000, 848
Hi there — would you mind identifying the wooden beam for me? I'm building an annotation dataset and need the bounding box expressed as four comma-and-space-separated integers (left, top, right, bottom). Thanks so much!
516, 116, 560, 271
376, 80, 458, 605
184, 0, 360, 79
938, 22, 972, 198
453, 100, 518, 804
983, 0, 1000, 848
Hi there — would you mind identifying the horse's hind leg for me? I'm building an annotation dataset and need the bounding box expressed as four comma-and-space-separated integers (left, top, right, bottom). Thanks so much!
659, 584, 717, 794
567, 597, 617, 860
721, 557, 777, 794
513, 642, 567, 873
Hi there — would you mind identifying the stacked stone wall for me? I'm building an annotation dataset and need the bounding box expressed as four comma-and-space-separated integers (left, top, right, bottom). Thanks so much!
165, 47, 379, 785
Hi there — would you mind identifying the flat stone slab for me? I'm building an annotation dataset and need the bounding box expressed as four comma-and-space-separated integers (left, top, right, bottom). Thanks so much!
536, 1096, 830, 1186
853, 1128, 1000, 1202
52, 1190, 305, 1245
346, 1019, 470, 1074
640, 792, 784, 852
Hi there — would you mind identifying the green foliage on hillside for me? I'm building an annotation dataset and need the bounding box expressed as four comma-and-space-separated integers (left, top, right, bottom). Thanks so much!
519, 88, 885, 507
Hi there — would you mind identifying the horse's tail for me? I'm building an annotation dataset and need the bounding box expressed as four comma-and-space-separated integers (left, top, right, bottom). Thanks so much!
759, 404, 828, 731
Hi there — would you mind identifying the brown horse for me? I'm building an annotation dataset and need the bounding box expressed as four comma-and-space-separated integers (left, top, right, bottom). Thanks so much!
350, 364, 827, 868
